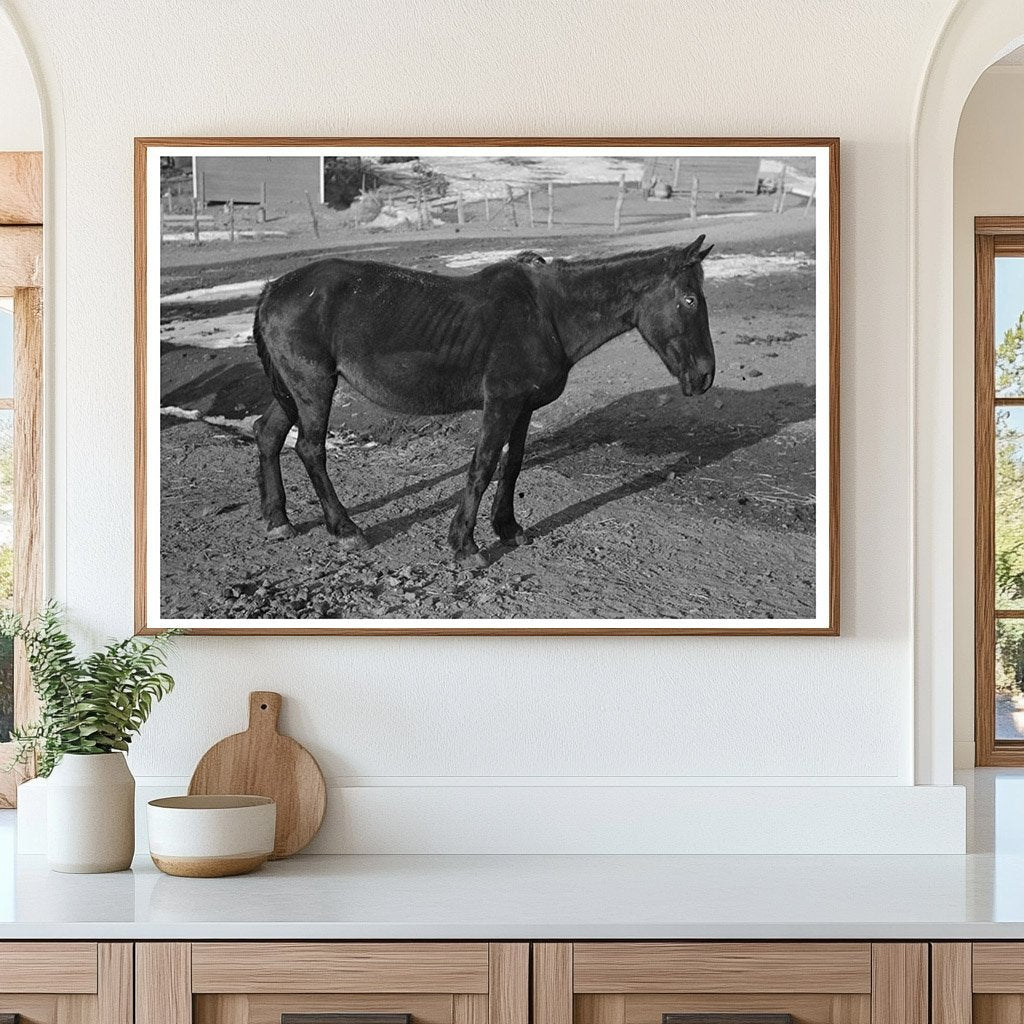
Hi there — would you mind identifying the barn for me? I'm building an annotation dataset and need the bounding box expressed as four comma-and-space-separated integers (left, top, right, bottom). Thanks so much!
192, 155, 322, 210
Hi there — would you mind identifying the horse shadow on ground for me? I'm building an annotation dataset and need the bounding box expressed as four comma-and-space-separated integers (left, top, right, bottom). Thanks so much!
361, 381, 815, 550
161, 349, 273, 418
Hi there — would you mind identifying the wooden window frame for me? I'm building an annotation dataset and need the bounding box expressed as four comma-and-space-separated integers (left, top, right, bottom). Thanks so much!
0, 151, 43, 806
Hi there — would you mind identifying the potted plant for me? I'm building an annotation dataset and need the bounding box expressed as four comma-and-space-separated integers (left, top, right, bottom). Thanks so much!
3, 604, 177, 873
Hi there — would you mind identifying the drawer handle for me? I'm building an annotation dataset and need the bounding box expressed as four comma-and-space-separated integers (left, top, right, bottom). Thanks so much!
283, 1016, 411, 1024
664, 1016, 795, 1024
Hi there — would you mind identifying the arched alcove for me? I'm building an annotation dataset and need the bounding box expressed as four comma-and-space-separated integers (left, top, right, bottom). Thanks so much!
914, 2, 1024, 785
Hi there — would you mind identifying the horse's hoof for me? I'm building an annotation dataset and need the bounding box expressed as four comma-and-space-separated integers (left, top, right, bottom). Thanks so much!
267, 523, 297, 542
455, 550, 488, 569
336, 530, 370, 552
512, 530, 531, 546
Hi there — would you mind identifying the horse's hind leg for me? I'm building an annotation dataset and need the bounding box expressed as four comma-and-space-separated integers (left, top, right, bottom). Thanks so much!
490, 407, 533, 545
449, 399, 522, 567
294, 378, 369, 552
255, 398, 298, 540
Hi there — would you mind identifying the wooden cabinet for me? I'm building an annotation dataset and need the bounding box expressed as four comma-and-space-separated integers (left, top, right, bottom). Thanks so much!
136, 944, 528, 1024
532, 944, 928, 1024
932, 943, 1024, 1024
0, 943, 132, 1024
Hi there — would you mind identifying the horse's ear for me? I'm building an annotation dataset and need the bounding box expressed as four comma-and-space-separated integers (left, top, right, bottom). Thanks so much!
683, 234, 706, 257
697, 243, 714, 261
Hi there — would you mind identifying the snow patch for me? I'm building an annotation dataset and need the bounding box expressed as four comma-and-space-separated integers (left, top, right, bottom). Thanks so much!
161, 311, 255, 349
442, 248, 553, 269
163, 279, 268, 304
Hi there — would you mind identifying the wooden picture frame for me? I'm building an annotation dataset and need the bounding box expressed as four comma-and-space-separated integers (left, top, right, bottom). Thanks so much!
0, 151, 44, 806
135, 137, 839, 636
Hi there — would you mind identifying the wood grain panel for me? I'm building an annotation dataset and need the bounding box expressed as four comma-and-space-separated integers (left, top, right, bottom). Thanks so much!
136, 943, 192, 1024
56, 994, 95, 1024
534, 944, 572, 1024
0, 226, 42, 295
622, 993, 866, 1024
975, 996, 1024, 1024
0, 995, 59, 1024
98, 945, 132, 1024
931, 945, 971, 1024
870, 945, 927, 1024
972, 945, 1024, 992
576, 996, 625, 1024
195, 996, 247, 1024
14, 285, 42, 722
453, 995, 487, 1024
976, 230, 999, 765
573, 944, 871, 994
242, 994, 453, 1024
0, 153, 42, 225
0, 943, 97, 993
831, 995, 871, 1024
192, 944, 489, 994
488, 944, 528, 1024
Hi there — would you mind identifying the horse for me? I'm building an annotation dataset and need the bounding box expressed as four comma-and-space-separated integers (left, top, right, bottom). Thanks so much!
252, 234, 715, 567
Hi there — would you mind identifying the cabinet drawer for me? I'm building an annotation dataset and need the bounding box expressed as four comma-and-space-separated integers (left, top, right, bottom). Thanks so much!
191, 944, 491, 994
533, 944, 924, 1024
0, 942, 99, 993
572, 944, 872, 994
140, 943, 529, 1024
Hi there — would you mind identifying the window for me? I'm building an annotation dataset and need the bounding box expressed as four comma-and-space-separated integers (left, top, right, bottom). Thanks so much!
0, 150, 43, 806
975, 219, 1024, 764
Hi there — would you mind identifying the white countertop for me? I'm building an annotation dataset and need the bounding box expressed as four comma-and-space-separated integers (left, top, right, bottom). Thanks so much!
0, 769, 1021, 941
0, 849, 1022, 940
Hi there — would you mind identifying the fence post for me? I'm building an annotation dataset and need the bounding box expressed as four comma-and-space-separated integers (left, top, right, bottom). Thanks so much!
613, 173, 626, 233
505, 184, 518, 228
258, 181, 267, 223
526, 189, 535, 228
198, 171, 206, 208
673, 158, 681, 191
547, 182, 554, 228
227, 199, 236, 243
484, 194, 491, 222
192, 195, 200, 245
775, 166, 788, 214
689, 176, 699, 220
304, 189, 320, 238
803, 181, 816, 216
456, 192, 465, 225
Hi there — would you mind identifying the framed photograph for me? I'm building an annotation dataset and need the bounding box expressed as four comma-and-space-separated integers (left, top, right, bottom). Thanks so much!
135, 137, 839, 635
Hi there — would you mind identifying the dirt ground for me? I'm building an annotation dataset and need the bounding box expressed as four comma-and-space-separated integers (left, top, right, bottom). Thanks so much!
157, 196, 819, 623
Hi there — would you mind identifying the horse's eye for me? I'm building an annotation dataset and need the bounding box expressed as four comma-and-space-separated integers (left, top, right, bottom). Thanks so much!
679, 294, 697, 310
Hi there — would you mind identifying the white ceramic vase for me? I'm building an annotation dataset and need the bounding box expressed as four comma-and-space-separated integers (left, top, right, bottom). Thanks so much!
46, 752, 135, 873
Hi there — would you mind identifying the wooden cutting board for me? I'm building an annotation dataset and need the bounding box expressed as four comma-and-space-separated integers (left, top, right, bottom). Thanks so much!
188, 691, 326, 859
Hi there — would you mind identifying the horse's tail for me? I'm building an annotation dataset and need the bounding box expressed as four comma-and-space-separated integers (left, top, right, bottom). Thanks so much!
253, 284, 298, 421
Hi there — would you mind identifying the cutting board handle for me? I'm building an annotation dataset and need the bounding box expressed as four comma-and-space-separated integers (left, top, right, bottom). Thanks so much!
248, 691, 282, 734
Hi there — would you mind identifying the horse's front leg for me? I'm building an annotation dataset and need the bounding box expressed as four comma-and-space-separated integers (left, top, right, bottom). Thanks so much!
490, 407, 533, 545
448, 399, 522, 567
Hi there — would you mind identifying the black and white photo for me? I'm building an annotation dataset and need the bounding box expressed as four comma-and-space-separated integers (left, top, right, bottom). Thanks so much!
136, 140, 838, 634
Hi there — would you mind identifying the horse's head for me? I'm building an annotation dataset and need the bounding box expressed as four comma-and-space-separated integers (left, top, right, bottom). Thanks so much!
636, 234, 715, 396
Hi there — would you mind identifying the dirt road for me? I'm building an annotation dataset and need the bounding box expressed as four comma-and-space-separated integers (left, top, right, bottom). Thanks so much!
157, 218, 818, 622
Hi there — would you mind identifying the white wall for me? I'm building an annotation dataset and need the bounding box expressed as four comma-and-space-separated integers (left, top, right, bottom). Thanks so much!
952, 66, 1024, 767
0, 0, 974, 852
0, 7, 40, 151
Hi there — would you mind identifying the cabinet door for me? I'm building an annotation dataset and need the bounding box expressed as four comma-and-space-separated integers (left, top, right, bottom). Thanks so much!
941, 943, 1024, 1024
533, 944, 927, 1024
137, 943, 528, 1024
0, 943, 131, 1024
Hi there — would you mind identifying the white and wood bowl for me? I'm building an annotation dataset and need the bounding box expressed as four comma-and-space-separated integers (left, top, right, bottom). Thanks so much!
147, 795, 276, 877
